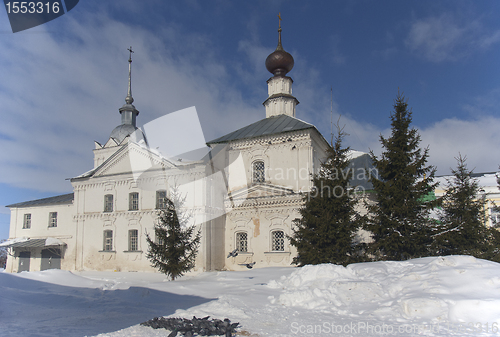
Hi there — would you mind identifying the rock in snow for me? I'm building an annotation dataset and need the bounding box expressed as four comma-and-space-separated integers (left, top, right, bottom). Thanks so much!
140, 316, 238, 336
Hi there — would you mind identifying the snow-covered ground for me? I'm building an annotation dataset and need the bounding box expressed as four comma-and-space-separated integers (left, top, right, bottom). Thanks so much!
2, 256, 500, 337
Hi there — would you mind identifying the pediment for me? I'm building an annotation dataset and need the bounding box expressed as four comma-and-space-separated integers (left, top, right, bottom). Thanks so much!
92, 143, 177, 178
229, 183, 296, 200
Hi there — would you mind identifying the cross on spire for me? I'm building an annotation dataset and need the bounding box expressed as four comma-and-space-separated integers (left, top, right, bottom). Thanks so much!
128, 46, 134, 63
125, 46, 134, 104
277, 12, 283, 50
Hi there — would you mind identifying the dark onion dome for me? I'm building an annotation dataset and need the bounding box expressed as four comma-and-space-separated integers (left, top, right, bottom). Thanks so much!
265, 27, 294, 76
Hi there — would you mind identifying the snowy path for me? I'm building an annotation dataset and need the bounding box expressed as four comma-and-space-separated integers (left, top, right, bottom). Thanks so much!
2, 256, 500, 337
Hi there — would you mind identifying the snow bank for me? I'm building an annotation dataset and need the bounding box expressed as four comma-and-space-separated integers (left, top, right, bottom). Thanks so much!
0, 236, 28, 246
268, 256, 500, 323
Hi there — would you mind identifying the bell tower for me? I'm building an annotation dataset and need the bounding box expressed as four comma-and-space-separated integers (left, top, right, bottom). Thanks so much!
263, 13, 299, 118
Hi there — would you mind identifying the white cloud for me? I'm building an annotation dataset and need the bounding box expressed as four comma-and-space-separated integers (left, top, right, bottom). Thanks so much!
0, 11, 262, 193
343, 89, 500, 176
405, 13, 500, 62
420, 116, 500, 175
1, 5, 499, 197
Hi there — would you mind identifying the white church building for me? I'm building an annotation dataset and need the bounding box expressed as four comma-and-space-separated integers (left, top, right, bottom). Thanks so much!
2, 27, 351, 274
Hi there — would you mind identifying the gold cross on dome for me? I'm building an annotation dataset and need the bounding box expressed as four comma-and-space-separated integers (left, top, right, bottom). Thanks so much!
278, 12, 282, 29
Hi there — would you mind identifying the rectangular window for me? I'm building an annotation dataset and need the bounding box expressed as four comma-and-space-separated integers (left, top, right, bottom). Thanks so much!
48, 212, 57, 228
253, 161, 265, 183
23, 214, 31, 229
272, 230, 285, 251
104, 194, 113, 212
491, 208, 500, 227
129, 192, 139, 211
236, 232, 248, 252
103, 230, 113, 251
156, 233, 164, 246
156, 190, 167, 209
129, 229, 139, 251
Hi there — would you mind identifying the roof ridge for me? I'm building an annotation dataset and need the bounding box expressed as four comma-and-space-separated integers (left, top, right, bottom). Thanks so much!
6, 192, 74, 208
207, 114, 314, 145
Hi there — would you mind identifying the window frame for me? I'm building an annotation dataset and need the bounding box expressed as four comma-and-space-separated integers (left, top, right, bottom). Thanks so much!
103, 230, 113, 251
271, 230, 285, 252
252, 160, 265, 183
104, 194, 114, 212
128, 229, 139, 251
23, 213, 31, 229
48, 212, 57, 228
129, 192, 139, 211
490, 207, 500, 226
235, 231, 248, 253
156, 190, 167, 209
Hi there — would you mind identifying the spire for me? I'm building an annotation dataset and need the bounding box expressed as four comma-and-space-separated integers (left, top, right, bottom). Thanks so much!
263, 14, 299, 118
265, 13, 294, 77
117, 46, 139, 127
107, 47, 145, 146
276, 12, 283, 51
125, 46, 134, 104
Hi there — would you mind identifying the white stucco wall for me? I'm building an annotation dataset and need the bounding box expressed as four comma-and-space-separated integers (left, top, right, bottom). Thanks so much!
5, 202, 75, 273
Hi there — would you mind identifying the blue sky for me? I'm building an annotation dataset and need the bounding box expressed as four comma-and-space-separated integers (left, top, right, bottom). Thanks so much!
1, 0, 499, 240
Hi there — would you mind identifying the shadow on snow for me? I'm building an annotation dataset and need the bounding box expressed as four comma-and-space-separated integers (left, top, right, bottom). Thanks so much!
0, 273, 214, 337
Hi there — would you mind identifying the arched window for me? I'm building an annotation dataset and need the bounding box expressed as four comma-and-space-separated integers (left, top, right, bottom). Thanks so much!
236, 232, 248, 252
271, 230, 285, 251
253, 161, 265, 183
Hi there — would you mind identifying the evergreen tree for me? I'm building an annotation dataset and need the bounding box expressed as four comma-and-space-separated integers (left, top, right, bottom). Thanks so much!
431, 155, 489, 256
289, 125, 364, 267
367, 93, 437, 261
146, 192, 200, 280
431, 156, 500, 262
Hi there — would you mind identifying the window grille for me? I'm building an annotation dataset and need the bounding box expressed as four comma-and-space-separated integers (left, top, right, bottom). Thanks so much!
271, 230, 285, 251
236, 232, 248, 252
48, 212, 57, 228
129, 229, 138, 251
129, 192, 139, 211
23, 214, 31, 229
156, 234, 164, 246
103, 230, 113, 251
156, 190, 168, 209
253, 161, 265, 183
104, 194, 113, 212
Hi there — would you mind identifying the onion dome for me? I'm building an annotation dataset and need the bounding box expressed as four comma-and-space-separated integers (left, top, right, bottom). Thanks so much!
265, 15, 294, 76
109, 47, 145, 145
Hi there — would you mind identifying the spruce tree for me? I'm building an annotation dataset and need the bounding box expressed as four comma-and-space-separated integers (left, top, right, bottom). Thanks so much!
367, 93, 437, 261
146, 193, 200, 280
289, 125, 363, 267
431, 155, 489, 256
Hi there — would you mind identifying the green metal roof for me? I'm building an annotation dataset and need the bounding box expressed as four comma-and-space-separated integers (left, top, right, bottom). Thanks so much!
207, 114, 315, 144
